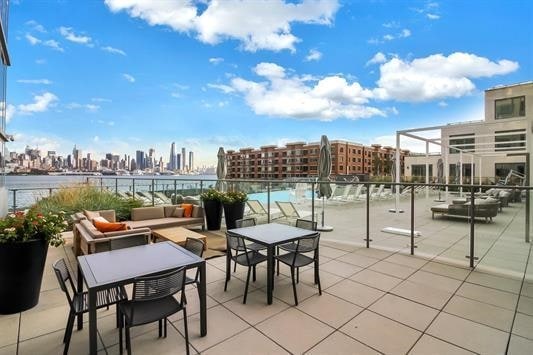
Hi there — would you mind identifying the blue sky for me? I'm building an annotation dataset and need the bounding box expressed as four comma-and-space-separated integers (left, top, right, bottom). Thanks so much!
6, 0, 533, 166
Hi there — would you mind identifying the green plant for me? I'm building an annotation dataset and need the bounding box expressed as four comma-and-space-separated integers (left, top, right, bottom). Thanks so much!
30, 185, 143, 226
0, 211, 67, 247
221, 191, 248, 204
200, 188, 223, 202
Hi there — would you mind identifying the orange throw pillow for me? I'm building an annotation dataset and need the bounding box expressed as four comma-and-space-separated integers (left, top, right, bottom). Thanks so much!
181, 204, 193, 218
93, 220, 127, 233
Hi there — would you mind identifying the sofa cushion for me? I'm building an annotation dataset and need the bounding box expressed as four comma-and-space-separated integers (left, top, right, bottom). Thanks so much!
172, 207, 185, 218
131, 206, 165, 221
93, 219, 127, 233
192, 205, 203, 218
79, 219, 105, 239
180, 204, 194, 218
163, 205, 177, 217
125, 217, 203, 230
84, 210, 101, 221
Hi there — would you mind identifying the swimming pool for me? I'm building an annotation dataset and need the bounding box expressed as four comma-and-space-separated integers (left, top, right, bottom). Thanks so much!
248, 189, 313, 204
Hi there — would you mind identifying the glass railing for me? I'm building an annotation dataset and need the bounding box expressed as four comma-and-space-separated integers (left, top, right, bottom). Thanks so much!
6, 177, 532, 275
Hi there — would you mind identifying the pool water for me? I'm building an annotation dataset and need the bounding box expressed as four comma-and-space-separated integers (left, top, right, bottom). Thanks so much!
248, 189, 314, 204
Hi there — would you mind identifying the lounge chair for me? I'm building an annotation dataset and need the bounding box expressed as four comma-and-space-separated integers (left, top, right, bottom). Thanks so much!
275, 201, 316, 224
330, 184, 350, 201
154, 191, 172, 204
245, 200, 283, 221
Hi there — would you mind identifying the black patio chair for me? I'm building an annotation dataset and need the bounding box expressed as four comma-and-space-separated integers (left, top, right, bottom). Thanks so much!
275, 233, 321, 305
224, 232, 268, 304
183, 237, 205, 300
109, 234, 149, 250
53, 258, 127, 355
233, 217, 267, 273
118, 268, 189, 355
277, 218, 317, 277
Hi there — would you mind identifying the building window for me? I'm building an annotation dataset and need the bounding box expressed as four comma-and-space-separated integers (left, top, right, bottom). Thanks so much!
449, 133, 475, 153
495, 129, 526, 151
495, 96, 525, 119
495, 163, 525, 181
411, 165, 433, 177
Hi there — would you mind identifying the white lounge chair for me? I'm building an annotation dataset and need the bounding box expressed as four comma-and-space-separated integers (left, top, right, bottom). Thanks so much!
275, 201, 316, 224
246, 200, 283, 221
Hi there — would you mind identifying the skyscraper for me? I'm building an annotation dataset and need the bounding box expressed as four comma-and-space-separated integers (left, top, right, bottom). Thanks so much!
169, 142, 177, 170
188, 151, 194, 171
136, 150, 145, 170
176, 153, 181, 171
181, 148, 186, 171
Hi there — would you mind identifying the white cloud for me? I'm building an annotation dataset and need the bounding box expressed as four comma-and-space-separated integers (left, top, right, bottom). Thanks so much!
25, 20, 46, 33
91, 97, 112, 103
209, 57, 224, 65
35, 58, 46, 65
207, 83, 236, 94
373, 52, 519, 102
305, 49, 322, 62
366, 52, 387, 66
59, 26, 93, 46
427, 13, 440, 20
17, 92, 58, 114
43, 39, 64, 52
382, 21, 399, 28
372, 134, 441, 153
226, 62, 385, 121
399, 29, 411, 38
0, 102, 16, 123
66, 102, 100, 112
93, 136, 100, 142
369, 28, 411, 44
17, 79, 53, 84
25, 33, 40, 45
438, 101, 448, 107
105, 0, 339, 52
101, 46, 126, 56
122, 73, 135, 83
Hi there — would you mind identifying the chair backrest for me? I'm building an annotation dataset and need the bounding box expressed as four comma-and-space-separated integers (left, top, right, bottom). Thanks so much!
132, 267, 186, 303
184, 237, 205, 257
246, 200, 266, 214
295, 233, 320, 254
226, 232, 247, 252
236, 217, 256, 228
52, 258, 76, 306
296, 218, 317, 231
276, 201, 300, 218
109, 234, 148, 251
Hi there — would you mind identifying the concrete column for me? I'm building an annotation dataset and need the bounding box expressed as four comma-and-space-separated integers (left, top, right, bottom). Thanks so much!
445, 144, 449, 200
460, 151, 463, 197
425, 141, 430, 199
479, 157, 483, 192
395, 133, 401, 213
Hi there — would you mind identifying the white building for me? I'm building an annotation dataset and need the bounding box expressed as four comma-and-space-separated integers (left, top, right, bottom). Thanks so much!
403, 81, 532, 185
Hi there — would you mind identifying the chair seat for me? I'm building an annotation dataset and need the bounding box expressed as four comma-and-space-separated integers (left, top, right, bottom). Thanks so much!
72, 286, 127, 314
234, 251, 268, 267
185, 275, 197, 285
275, 252, 314, 268
120, 296, 182, 327
248, 242, 267, 251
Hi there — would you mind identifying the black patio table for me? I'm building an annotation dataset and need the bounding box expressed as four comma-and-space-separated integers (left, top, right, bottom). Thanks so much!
226, 223, 318, 304
77, 241, 207, 355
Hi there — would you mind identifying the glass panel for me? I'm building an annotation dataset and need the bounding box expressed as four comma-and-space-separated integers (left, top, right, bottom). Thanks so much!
495, 96, 526, 119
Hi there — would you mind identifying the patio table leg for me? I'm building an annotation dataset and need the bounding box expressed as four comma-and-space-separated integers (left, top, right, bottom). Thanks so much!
88, 288, 98, 355
267, 246, 274, 304
76, 263, 84, 330
199, 261, 207, 336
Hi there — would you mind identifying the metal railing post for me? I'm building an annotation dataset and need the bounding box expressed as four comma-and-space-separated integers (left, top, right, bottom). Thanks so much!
410, 185, 415, 255
267, 182, 271, 223
12, 190, 16, 212
132, 178, 136, 199
151, 179, 155, 206
468, 187, 476, 268
49, 188, 53, 197
311, 181, 315, 225
100, 178, 103, 191
174, 180, 177, 202
365, 183, 371, 247
115, 178, 118, 196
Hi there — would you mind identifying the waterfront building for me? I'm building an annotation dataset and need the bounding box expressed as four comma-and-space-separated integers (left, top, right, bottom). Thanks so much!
189, 151, 194, 171
181, 147, 186, 171
168, 142, 177, 170
0, 0, 10, 217
176, 153, 181, 171
226, 141, 409, 179
403, 82, 532, 185
135, 150, 145, 170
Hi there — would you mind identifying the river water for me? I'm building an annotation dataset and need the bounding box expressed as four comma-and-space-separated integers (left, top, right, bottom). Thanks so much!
5, 175, 217, 210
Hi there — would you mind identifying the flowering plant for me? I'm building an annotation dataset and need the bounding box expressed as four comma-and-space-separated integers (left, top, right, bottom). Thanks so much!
221, 191, 248, 204
200, 188, 224, 202
0, 211, 67, 247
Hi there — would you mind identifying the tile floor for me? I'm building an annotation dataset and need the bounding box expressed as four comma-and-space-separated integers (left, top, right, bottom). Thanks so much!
1, 233, 532, 355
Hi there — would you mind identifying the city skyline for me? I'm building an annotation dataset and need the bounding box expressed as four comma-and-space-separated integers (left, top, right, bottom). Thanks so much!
5, 1, 533, 166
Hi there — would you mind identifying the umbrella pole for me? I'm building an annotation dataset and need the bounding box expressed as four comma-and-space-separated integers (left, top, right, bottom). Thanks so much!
322, 197, 325, 227
317, 195, 333, 232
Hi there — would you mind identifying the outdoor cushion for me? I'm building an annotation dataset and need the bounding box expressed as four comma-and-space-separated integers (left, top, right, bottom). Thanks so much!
192, 205, 204, 218
92, 216, 109, 223
93, 220, 127, 233
163, 205, 178, 217
131, 206, 165, 221
84, 210, 100, 221
125, 217, 203, 230
79, 219, 105, 239
181, 204, 194, 218
172, 207, 185, 218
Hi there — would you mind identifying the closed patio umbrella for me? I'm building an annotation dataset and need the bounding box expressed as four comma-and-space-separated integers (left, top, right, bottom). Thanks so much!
435, 158, 445, 201
216, 147, 227, 192
317, 135, 333, 231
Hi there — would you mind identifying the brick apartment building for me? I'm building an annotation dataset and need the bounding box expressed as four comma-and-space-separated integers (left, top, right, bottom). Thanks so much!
226, 140, 410, 180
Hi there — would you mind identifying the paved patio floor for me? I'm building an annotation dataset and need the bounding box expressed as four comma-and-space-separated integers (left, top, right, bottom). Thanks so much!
1, 225, 532, 355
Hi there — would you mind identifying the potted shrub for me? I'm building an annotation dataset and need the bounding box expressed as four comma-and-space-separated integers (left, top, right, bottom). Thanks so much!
0, 211, 67, 314
221, 191, 248, 230
200, 189, 223, 230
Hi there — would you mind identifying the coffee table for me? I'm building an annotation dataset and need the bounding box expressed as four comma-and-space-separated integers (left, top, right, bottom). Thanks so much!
152, 226, 207, 250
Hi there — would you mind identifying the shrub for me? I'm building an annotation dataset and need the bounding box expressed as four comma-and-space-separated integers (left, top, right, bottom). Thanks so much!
30, 185, 143, 227
200, 188, 223, 202
221, 191, 248, 204
0, 211, 67, 246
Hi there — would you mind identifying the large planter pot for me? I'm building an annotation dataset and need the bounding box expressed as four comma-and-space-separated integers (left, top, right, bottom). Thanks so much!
0, 238, 49, 314
203, 200, 223, 230
223, 202, 246, 230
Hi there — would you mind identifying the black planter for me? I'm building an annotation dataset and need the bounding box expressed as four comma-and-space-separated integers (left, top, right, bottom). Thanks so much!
223, 202, 246, 230
203, 200, 223, 230
0, 238, 49, 314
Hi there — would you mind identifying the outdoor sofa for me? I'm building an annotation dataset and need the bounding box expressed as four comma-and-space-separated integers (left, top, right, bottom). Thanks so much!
72, 205, 205, 255
430, 198, 500, 223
